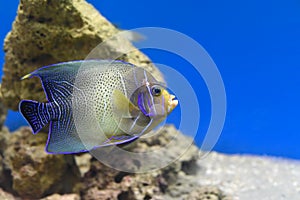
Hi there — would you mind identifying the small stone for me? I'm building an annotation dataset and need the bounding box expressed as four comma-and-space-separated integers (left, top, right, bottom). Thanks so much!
74, 153, 92, 177
0, 187, 16, 200
41, 193, 80, 200
185, 186, 231, 200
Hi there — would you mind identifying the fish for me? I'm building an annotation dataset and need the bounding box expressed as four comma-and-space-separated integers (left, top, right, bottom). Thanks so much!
19, 60, 178, 154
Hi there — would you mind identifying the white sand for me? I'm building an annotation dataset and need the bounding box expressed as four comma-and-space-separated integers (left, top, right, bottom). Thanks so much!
197, 152, 300, 200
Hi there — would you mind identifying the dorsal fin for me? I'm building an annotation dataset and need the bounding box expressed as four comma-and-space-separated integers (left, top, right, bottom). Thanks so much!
23, 60, 135, 102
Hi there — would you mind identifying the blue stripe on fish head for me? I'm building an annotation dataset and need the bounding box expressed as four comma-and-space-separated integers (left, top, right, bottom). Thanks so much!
143, 70, 158, 117
135, 84, 168, 118
137, 93, 148, 116
128, 67, 172, 118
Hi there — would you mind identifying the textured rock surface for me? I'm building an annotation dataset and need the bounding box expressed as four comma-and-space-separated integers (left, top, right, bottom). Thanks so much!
74, 153, 92, 177
0, 155, 3, 184
2, 0, 163, 110
2, 127, 80, 199
41, 193, 80, 200
0, 84, 7, 129
3, 123, 300, 200
80, 125, 230, 200
0, 124, 232, 200
0, 127, 10, 154
0, 127, 13, 192
185, 186, 231, 200
0, 187, 16, 200
81, 160, 164, 200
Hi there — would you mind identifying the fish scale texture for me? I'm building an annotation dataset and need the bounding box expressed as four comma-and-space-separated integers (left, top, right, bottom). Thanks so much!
73, 62, 135, 134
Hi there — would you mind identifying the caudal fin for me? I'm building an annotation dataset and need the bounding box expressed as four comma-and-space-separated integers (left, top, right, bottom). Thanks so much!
19, 100, 49, 134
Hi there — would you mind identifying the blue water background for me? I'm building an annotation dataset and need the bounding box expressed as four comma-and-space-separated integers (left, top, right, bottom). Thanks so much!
1, 1, 300, 159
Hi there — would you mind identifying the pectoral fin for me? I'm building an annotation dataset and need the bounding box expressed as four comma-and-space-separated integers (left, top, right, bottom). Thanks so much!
112, 89, 139, 118
112, 90, 152, 135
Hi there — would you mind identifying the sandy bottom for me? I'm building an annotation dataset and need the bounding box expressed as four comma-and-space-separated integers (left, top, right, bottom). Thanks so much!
196, 152, 300, 200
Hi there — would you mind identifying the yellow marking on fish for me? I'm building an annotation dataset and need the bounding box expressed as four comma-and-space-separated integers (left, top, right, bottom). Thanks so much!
112, 89, 139, 118
21, 73, 32, 80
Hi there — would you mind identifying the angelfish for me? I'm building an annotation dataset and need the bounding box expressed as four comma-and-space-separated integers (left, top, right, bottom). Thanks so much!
19, 60, 178, 154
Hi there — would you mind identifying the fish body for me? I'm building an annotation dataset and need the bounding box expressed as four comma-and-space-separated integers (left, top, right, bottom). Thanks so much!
19, 60, 178, 154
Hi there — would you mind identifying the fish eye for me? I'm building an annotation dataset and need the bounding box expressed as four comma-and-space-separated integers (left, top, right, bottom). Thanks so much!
151, 85, 162, 96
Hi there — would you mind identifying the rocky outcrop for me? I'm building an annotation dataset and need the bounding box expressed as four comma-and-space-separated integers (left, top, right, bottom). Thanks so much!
0, 84, 7, 129
1, 127, 80, 199
78, 125, 233, 200
2, 0, 163, 110
80, 125, 201, 200
0, 125, 232, 200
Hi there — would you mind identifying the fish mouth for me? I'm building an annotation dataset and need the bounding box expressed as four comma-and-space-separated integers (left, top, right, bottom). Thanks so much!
168, 95, 178, 111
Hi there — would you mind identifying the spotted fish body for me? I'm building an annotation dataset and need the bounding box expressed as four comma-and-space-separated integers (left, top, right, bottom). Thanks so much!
19, 60, 178, 154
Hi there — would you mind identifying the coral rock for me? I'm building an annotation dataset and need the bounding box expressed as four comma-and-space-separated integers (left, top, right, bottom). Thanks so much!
2, 0, 163, 110
81, 125, 200, 200
74, 153, 92, 177
2, 127, 80, 199
0, 127, 10, 154
0, 128, 13, 192
81, 160, 164, 200
0, 187, 16, 200
0, 84, 7, 129
41, 193, 80, 200
0, 155, 3, 183
186, 186, 231, 200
